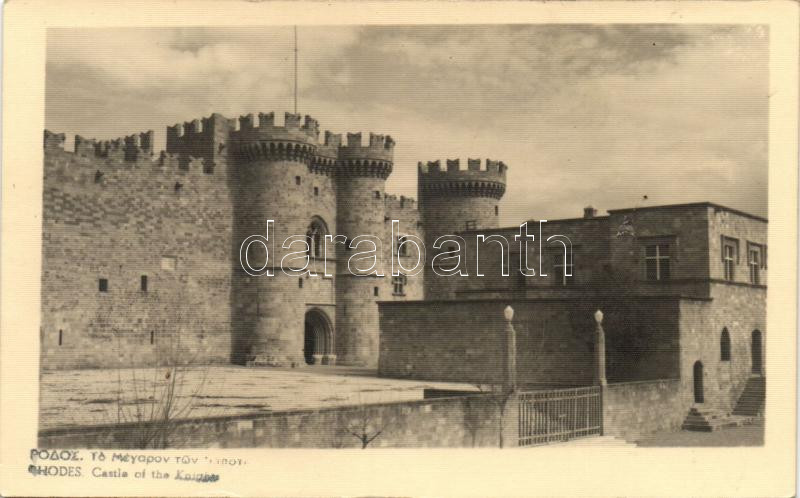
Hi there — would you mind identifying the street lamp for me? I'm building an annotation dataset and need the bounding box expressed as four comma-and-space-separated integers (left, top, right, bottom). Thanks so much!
594, 309, 607, 387
504, 305, 514, 322
503, 305, 516, 393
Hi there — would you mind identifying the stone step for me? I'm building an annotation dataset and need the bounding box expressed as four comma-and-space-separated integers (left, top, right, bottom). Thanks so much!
733, 376, 766, 418
682, 406, 752, 432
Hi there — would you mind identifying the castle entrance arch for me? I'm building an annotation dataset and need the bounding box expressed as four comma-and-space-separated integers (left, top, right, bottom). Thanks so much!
304, 309, 333, 365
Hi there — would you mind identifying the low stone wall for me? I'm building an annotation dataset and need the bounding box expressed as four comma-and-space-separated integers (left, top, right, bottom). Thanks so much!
39, 394, 507, 449
603, 379, 684, 441
378, 299, 596, 386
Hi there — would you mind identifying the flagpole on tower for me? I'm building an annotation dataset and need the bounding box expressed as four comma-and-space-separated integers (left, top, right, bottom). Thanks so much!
294, 25, 298, 114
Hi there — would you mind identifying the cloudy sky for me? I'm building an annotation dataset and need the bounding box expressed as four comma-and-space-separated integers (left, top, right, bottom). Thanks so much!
46, 25, 768, 223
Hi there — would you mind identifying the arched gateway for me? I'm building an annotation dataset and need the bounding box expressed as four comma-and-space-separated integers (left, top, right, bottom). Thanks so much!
304, 309, 334, 365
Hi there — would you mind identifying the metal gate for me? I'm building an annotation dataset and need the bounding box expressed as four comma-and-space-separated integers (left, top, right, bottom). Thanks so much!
518, 386, 602, 446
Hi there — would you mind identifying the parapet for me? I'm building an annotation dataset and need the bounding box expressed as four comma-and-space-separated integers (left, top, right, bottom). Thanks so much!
72, 130, 154, 161
418, 158, 507, 199
338, 132, 395, 162
166, 113, 235, 169
232, 111, 320, 145
74, 135, 98, 157
315, 130, 341, 158
336, 132, 394, 179
44, 130, 66, 150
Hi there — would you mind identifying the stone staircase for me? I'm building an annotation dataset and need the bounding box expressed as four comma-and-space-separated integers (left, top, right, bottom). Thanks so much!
732, 375, 765, 417
680, 406, 759, 432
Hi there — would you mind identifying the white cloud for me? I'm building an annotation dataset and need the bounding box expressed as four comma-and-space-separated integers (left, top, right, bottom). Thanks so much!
46, 25, 768, 222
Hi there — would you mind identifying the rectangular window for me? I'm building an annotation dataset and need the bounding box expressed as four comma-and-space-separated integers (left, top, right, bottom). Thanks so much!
465, 220, 477, 230
314, 187, 319, 196
150, 330, 155, 345
99, 278, 108, 292
298, 278, 303, 289
295, 176, 301, 185
645, 244, 671, 281
140, 275, 148, 292
749, 248, 760, 285
374, 190, 381, 199
553, 252, 574, 286
392, 274, 407, 296
374, 286, 379, 297
721, 236, 739, 281
723, 244, 736, 281
58, 329, 63, 346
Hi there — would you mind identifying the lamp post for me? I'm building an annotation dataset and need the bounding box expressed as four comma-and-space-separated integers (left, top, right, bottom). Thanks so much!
594, 309, 607, 387
503, 305, 517, 393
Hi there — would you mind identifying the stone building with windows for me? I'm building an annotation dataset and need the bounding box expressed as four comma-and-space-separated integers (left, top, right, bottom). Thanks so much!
379, 202, 767, 425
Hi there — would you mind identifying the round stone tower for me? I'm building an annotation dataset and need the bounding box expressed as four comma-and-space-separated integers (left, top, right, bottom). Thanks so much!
231, 111, 330, 366
418, 158, 507, 298
334, 132, 395, 367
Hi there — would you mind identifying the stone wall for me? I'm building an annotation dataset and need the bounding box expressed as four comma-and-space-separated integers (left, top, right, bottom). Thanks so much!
378, 298, 681, 385
41, 147, 234, 370
41, 113, 421, 370
379, 299, 595, 386
679, 285, 766, 412
38, 394, 506, 449
707, 205, 768, 286
603, 379, 685, 441
423, 217, 612, 301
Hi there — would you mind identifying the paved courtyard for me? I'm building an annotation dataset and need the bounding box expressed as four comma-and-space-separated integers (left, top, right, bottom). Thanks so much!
636, 419, 764, 447
39, 365, 478, 430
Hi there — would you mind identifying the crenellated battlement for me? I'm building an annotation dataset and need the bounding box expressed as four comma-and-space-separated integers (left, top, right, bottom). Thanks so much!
71, 130, 155, 161
336, 132, 394, 179
338, 132, 395, 160
44, 130, 66, 150
232, 111, 320, 144
43, 139, 228, 191
418, 158, 507, 199
166, 113, 235, 173
418, 158, 507, 175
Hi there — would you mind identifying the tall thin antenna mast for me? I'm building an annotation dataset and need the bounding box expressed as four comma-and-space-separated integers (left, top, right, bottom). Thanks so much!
294, 26, 298, 114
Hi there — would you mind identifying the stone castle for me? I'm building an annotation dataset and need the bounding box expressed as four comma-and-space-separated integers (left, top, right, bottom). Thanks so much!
41, 112, 508, 369
42, 109, 766, 427
41, 109, 767, 438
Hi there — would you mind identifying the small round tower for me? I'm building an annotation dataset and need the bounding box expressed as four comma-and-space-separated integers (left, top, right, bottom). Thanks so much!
418, 158, 507, 297
334, 132, 395, 367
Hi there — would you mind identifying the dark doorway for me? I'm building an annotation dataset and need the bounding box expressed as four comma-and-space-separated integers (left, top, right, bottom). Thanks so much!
303, 320, 315, 365
752, 330, 763, 374
693, 361, 704, 403
303, 309, 332, 366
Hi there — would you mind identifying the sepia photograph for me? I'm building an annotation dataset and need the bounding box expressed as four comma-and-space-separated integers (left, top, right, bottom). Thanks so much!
1, 1, 797, 496
37, 22, 769, 449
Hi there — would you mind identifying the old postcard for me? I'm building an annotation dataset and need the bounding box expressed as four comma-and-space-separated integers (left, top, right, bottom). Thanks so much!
1, 1, 797, 496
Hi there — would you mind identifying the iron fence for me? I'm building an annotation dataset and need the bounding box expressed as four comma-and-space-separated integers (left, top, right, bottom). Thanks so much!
518, 385, 602, 446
